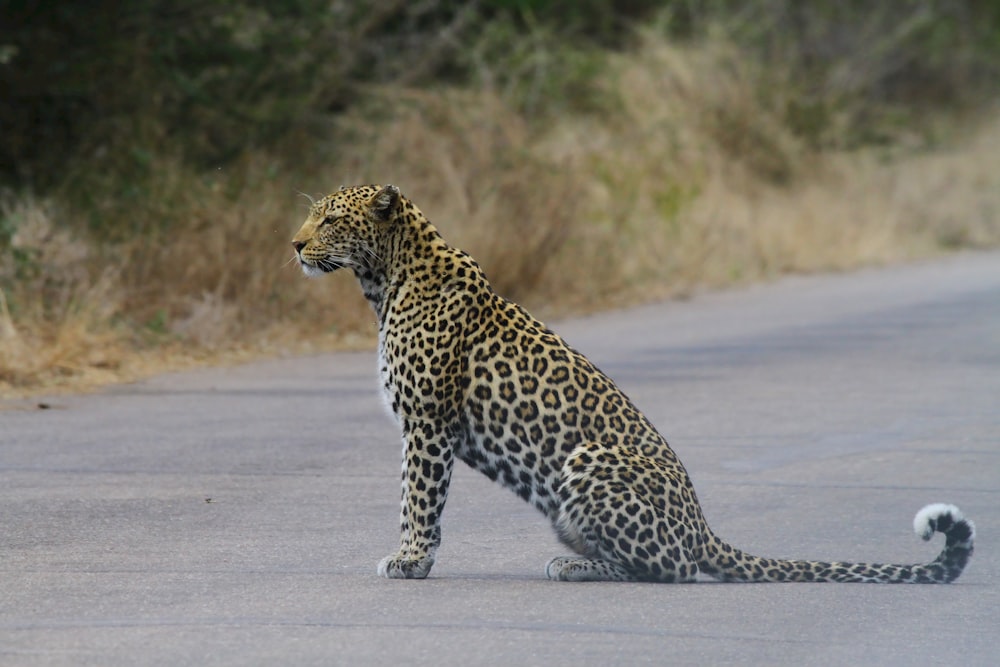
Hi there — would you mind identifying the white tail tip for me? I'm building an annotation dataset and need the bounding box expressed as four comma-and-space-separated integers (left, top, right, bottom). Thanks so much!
913, 503, 966, 541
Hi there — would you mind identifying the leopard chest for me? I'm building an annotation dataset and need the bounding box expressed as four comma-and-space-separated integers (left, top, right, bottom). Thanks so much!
376, 312, 464, 427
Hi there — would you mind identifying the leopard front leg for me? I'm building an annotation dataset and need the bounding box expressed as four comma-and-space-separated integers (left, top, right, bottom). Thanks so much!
378, 418, 456, 579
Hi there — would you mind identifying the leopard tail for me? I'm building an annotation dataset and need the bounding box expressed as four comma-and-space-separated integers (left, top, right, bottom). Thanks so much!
700, 503, 974, 583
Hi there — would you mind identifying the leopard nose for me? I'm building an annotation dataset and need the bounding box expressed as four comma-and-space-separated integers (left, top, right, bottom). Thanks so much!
292, 240, 306, 253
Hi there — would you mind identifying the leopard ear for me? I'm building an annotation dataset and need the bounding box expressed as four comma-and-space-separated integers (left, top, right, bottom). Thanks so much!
370, 184, 400, 222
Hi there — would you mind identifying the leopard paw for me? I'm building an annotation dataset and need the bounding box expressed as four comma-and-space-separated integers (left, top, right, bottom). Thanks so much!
377, 553, 434, 579
546, 556, 636, 582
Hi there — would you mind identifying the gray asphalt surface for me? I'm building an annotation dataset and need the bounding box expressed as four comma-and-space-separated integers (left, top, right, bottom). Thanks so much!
2, 252, 999, 666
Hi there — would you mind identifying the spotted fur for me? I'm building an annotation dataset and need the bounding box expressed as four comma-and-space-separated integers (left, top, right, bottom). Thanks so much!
292, 184, 976, 583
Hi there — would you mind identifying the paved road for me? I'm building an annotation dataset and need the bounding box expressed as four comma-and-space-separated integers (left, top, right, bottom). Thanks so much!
2, 252, 999, 666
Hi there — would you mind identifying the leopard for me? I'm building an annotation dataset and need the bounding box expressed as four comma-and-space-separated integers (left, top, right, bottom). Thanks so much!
291, 183, 975, 583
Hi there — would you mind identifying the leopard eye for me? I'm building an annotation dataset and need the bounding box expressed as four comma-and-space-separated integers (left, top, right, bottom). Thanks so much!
320, 215, 340, 227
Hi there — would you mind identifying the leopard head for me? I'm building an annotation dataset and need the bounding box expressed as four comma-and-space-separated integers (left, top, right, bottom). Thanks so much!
291, 184, 400, 277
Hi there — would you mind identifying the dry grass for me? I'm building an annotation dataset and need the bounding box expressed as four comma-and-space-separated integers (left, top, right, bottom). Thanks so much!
0, 197, 125, 391
2, 33, 999, 398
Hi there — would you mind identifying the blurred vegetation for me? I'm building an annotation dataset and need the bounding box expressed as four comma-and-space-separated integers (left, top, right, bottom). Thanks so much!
4, 1, 999, 198
2, 1, 1000, 393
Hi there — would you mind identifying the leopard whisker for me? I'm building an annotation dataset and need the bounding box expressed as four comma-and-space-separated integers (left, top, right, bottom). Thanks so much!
296, 190, 317, 209
361, 245, 382, 265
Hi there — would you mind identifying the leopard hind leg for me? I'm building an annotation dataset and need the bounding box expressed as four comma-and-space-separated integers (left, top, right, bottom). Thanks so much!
548, 443, 700, 583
